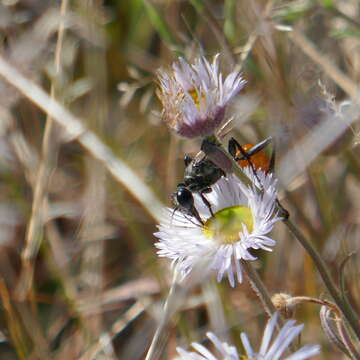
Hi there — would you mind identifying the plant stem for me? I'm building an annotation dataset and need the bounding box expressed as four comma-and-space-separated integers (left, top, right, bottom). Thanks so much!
145, 271, 183, 360
16, 0, 69, 301
241, 260, 298, 352
241, 260, 277, 318
204, 136, 360, 340
283, 218, 360, 341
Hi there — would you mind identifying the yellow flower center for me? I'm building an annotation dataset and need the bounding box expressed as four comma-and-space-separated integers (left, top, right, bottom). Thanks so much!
203, 206, 254, 244
188, 88, 205, 109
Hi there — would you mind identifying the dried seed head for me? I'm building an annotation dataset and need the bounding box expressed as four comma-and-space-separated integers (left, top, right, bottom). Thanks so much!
272, 292, 296, 319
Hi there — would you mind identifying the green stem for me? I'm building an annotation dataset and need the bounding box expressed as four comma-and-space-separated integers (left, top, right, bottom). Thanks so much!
283, 218, 360, 341
241, 261, 299, 352
145, 271, 183, 360
241, 260, 277, 318
202, 136, 360, 340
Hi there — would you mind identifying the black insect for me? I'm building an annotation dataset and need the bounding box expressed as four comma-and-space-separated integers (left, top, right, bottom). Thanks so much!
173, 137, 275, 224
172, 154, 225, 224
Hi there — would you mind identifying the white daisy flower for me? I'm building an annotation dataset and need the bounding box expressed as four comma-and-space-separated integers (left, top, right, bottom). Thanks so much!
175, 313, 320, 360
157, 54, 246, 138
240, 313, 321, 360
154, 170, 281, 287
176, 332, 239, 360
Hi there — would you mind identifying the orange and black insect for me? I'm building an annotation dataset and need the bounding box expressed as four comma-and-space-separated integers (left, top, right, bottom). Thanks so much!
173, 137, 275, 224
228, 137, 274, 174
229, 137, 289, 219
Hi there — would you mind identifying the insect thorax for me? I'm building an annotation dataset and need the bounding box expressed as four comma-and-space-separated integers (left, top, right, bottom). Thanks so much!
183, 159, 224, 192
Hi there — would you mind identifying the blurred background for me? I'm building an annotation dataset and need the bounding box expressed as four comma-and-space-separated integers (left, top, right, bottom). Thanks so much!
0, 0, 359, 358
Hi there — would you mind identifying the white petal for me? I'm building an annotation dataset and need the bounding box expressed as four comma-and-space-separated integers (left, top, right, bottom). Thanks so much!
259, 313, 279, 355
285, 345, 321, 360
191, 342, 218, 360
176, 314, 319, 360
240, 332, 254, 358
154, 170, 280, 286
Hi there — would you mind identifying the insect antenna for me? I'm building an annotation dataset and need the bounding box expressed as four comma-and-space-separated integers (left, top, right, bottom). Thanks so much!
172, 205, 204, 227
184, 212, 204, 227
170, 206, 178, 226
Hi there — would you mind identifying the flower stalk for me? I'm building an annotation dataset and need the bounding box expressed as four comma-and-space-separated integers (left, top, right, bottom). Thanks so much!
241, 260, 278, 319
145, 271, 182, 360
202, 135, 360, 341
283, 218, 360, 342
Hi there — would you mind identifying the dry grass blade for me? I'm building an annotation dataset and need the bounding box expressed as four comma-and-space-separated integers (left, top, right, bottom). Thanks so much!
1, 1, 360, 358
0, 279, 29, 359
78, 300, 148, 360
0, 55, 164, 223
78, 0, 109, 343
16, 0, 69, 301
278, 101, 360, 187
237, 0, 277, 66
287, 28, 359, 99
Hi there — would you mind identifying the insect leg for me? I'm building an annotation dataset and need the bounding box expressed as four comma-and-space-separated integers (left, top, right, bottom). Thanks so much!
269, 146, 276, 173
228, 137, 240, 159
228, 137, 263, 189
200, 189, 214, 217
187, 206, 204, 225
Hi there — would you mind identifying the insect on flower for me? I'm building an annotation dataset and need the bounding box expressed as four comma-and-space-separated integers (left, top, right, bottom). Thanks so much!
229, 136, 289, 219
156, 172, 281, 287
228, 136, 274, 174
173, 137, 274, 224
172, 153, 225, 224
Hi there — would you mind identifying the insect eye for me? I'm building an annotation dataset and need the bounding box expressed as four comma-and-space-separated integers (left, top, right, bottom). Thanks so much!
177, 188, 194, 210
